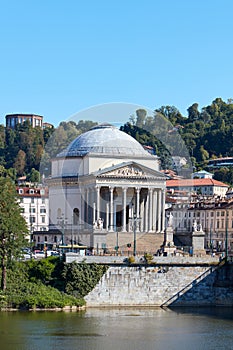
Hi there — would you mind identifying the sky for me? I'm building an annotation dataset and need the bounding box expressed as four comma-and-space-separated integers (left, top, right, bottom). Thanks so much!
1, 0, 233, 127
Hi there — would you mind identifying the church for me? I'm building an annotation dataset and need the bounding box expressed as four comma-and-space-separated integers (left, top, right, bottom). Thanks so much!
48, 123, 167, 254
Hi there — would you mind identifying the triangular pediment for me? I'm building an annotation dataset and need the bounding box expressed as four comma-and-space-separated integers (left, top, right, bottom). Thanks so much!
94, 162, 166, 180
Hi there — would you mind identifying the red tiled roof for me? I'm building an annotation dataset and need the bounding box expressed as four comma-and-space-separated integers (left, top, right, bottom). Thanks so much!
17, 187, 48, 197
166, 178, 228, 188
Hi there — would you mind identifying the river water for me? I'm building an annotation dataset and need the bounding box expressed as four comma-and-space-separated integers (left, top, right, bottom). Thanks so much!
0, 307, 232, 350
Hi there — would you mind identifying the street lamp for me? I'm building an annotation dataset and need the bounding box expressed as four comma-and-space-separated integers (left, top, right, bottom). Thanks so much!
57, 215, 67, 253
225, 210, 228, 261
129, 213, 141, 257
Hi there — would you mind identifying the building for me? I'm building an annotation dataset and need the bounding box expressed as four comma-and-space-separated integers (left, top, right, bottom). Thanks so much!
192, 170, 213, 179
170, 198, 233, 253
5, 113, 53, 129
166, 178, 229, 197
6, 114, 43, 129
47, 123, 167, 254
172, 156, 187, 170
17, 186, 49, 245
208, 157, 233, 168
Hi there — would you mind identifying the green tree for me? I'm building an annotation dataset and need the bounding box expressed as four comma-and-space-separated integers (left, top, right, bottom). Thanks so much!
136, 109, 147, 128
14, 150, 26, 176
28, 168, 40, 183
187, 103, 200, 121
0, 177, 28, 290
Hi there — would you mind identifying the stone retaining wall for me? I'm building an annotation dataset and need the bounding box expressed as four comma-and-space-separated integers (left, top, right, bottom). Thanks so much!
84, 263, 233, 307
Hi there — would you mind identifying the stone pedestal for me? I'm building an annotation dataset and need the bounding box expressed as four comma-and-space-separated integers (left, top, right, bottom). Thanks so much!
192, 229, 206, 256
163, 226, 176, 255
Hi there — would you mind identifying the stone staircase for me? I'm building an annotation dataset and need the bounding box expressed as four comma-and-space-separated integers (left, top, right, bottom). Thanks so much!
106, 232, 164, 254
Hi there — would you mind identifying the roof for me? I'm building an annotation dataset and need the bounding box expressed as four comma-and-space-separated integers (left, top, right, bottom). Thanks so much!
17, 187, 48, 197
56, 123, 153, 158
166, 178, 228, 188
193, 170, 213, 175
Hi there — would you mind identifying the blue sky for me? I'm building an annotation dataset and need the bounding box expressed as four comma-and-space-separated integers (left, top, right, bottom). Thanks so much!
1, 0, 233, 126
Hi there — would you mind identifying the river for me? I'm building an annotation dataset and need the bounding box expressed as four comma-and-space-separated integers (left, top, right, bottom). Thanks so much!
0, 307, 232, 350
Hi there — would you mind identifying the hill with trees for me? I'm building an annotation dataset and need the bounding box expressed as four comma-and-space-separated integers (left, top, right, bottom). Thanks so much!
0, 119, 97, 180
121, 98, 233, 184
1, 98, 233, 184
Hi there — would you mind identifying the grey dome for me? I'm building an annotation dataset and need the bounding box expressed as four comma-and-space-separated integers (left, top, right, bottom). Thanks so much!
57, 123, 151, 158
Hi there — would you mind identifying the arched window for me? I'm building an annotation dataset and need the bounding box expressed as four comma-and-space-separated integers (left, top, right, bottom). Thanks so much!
73, 208, 79, 225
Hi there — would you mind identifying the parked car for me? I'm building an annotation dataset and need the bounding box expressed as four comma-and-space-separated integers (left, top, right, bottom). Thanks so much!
47, 250, 60, 257
34, 250, 45, 259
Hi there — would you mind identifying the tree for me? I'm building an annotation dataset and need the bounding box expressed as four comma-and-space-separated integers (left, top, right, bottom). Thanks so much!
14, 150, 26, 176
0, 177, 28, 290
136, 109, 147, 128
28, 168, 40, 183
187, 103, 200, 121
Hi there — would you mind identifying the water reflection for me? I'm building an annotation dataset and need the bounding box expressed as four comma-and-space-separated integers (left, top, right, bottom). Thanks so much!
0, 307, 232, 350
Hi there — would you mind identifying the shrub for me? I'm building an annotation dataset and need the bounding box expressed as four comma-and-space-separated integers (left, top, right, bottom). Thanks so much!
144, 253, 154, 264
128, 256, 135, 264
61, 262, 108, 298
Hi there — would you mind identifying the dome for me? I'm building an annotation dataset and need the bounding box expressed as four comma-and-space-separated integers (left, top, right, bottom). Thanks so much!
57, 123, 151, 158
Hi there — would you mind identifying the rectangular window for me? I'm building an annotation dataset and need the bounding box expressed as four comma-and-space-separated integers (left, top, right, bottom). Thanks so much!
40, 208, 46, 213
30, 207, 36, 213
221, 211, 225, 216
41, 216, 45, 223
31, 198, 34, 204
217, 212, 220, 217
30, 216, 36, 223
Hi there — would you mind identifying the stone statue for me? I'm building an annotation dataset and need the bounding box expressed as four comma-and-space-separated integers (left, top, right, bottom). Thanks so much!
97, 218, 103, 229
192, 220, 197, 232
167, 212, 173, 227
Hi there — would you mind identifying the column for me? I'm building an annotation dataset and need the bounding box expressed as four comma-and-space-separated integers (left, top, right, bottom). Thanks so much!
153, 190, 157, 231
96, 186, 100, 220
136, 187, 140, 232
106, 203, 109, 231
93, 202, 96, 225
109, 186, 114, 232
140, 193, 144, 232
86, 188, 89, 226
161, 189, 166, 232
157, 190, 161, 232
122, 187, 127, 232
149, 188, 153, 232
144, 190, 149, 232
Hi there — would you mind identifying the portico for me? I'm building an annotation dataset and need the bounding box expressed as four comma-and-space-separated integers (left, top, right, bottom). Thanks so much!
80, 164, 166, 234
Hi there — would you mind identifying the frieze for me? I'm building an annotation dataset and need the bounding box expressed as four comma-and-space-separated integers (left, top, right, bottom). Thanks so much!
98, 165, 163, 179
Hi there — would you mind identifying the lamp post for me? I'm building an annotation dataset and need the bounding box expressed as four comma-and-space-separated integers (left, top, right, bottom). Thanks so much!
209, 227, 212, 256
115, 228, 119, 256
129, 213, 141, 257
225, 210, 228, 261
57, 215, 67, 254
